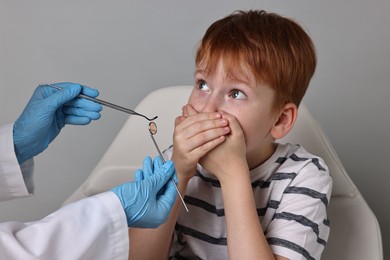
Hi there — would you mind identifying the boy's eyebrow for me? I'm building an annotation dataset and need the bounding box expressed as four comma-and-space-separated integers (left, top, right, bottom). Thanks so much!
194, 68, 206, 76
194, 63, 255, 88
194, 69, 253, 88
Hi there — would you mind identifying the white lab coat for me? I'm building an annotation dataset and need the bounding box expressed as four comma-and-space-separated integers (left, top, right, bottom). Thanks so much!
0, 124, 129, 259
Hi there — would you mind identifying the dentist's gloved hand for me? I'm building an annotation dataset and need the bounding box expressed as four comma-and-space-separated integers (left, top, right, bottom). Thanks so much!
13, 83, 103, 164
111, 156, 178, 228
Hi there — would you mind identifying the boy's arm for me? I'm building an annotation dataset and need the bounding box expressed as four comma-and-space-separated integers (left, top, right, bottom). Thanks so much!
128, 196, 183, 259
200, 112, 287, 260
220, 172, 287, 260
128, 111, 230, 259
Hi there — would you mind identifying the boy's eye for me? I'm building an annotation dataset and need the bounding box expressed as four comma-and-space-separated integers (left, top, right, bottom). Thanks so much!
197, 80, 209, 91
230, 89, 246, 100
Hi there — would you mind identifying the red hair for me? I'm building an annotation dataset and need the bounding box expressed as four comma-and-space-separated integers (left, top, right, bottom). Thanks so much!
196, 10, 317, 110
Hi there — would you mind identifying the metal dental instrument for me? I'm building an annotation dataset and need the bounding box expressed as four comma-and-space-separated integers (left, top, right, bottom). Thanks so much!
46, 84, 157, 121
148, 122, 189, 212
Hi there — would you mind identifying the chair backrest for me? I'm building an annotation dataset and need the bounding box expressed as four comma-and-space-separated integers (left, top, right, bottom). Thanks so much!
64, 86, 382, 260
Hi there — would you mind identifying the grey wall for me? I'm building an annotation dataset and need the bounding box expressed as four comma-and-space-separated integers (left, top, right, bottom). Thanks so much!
1, 0, 389, 257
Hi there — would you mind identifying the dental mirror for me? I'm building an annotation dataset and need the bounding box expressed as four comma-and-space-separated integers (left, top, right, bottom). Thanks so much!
148, 122, 189, 212
149, 121, 158, 135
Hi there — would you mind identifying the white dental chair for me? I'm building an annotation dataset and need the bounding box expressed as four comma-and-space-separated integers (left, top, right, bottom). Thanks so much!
64, 86, 383, 260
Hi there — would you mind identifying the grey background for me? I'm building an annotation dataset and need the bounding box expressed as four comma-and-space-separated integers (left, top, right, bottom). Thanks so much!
1, 0, 389, 257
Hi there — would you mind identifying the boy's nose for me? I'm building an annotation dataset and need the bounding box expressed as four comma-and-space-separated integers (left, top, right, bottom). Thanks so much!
200, 95, 220, 113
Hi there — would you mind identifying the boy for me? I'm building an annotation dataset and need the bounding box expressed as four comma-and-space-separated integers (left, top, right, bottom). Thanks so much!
129, 10, 332, 260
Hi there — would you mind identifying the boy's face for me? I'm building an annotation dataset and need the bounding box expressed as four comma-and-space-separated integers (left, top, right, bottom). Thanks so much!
189, 59, 278, 168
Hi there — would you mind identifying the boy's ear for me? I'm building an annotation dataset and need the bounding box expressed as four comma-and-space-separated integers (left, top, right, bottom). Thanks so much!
270, 103, 298, 140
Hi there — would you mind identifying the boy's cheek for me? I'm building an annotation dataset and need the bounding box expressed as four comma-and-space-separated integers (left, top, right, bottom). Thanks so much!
186, 100, 200, 112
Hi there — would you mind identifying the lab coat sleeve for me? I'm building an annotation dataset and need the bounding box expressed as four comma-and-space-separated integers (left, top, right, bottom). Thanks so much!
0, 123, 34, 201
0, 191, 129, 260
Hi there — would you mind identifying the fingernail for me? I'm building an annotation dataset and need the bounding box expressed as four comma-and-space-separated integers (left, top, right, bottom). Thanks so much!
213, 112, 222, 118
220, 118, 228, 125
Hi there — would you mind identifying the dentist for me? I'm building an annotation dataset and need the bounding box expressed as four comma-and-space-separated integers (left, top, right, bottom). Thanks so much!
0, 83, 177, 259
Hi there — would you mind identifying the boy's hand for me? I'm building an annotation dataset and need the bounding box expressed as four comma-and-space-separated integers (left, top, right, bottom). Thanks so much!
171, 104, 230, 183
199, 111, 248, 183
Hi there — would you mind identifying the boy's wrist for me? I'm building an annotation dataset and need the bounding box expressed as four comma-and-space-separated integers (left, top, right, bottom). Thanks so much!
216, 159, 248, 176
178, 174, 192, 188
218, 164, 250, 186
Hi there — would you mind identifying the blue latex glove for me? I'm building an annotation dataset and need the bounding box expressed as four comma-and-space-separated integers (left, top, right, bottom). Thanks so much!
13, 83, 103, 164
111, 156, 178, 228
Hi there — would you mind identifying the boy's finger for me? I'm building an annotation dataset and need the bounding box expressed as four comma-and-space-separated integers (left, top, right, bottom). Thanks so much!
183, 104, 198, 116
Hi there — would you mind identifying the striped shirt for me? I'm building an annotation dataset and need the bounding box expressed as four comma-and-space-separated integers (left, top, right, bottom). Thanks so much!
165, 143, 332, 260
